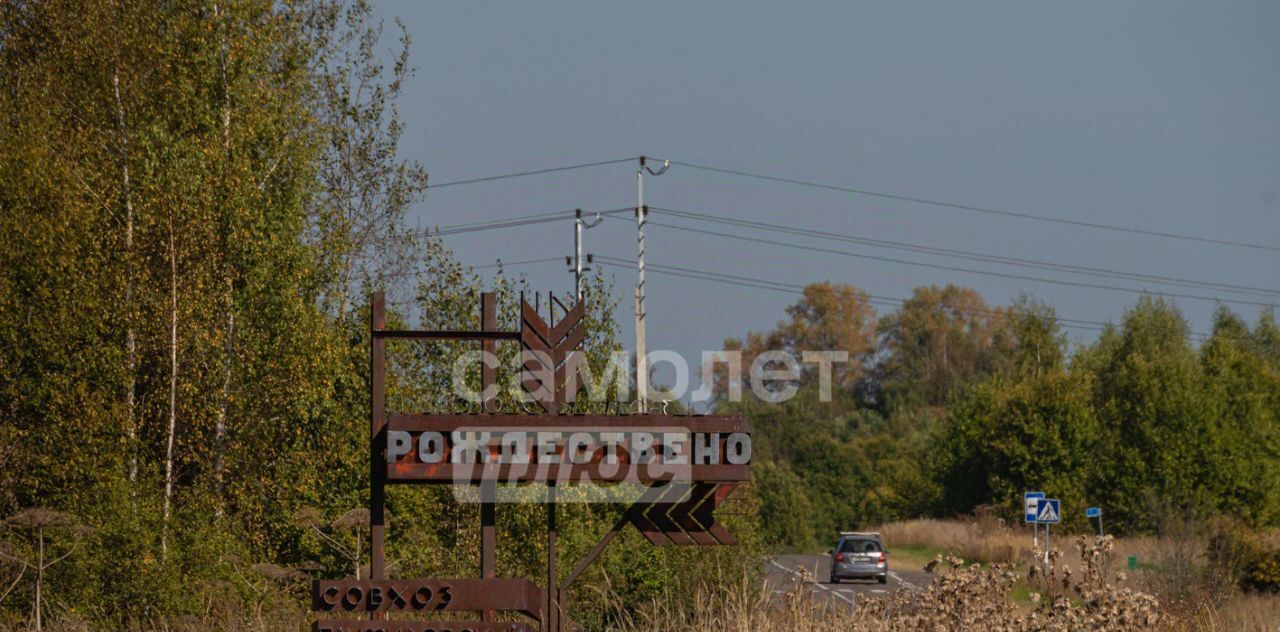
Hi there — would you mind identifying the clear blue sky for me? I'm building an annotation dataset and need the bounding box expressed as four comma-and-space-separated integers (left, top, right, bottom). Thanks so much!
380, 0, 1280, 377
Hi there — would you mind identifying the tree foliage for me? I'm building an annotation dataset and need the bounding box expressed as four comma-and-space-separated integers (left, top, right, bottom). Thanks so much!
727, 284, 1280, 551
2, 1, 1276, 625
0, 1, 754, 627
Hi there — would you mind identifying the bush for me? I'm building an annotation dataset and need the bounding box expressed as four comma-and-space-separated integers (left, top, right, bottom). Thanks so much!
1207, 519, 1280, 593
611, 536, 1162, 631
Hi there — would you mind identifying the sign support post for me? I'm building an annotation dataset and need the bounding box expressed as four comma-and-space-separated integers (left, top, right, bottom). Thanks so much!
1043, 523, 1050, 579
480, 293, 497, 622
547, 482, 558, 632
1034, 498, 1061, 582
334, 291, 750, 632
1024, 491, 1044, 563
370, 291, 387, 583
1086, 506, 1104, 537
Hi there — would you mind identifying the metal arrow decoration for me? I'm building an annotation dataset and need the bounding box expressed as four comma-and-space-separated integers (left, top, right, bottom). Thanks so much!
629, 483, 739, 546
520, 299, 586, 414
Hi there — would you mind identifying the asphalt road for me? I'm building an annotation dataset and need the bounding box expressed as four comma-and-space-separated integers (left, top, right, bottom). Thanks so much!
765, 554, 932, 608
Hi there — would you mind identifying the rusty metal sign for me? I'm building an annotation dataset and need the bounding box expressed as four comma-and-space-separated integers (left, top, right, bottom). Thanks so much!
313, 622, 531, 632
520, 299, 585, 414
384, 414, 751, 484
310, 290, 752, 632
312, 578, 543, 619
628, 483, 740, 546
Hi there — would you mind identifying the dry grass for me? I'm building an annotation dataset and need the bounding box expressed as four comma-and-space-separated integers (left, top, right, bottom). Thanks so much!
866, 518, 1280, 632
876, 517, 1027, 565
1185, 592, 1280, 632
12, 518, 1275, 631
874, 518, 1212, 580
611, 536, 1164, 631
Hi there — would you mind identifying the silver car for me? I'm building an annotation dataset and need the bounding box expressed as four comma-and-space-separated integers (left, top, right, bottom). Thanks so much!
828, 532, 888, 584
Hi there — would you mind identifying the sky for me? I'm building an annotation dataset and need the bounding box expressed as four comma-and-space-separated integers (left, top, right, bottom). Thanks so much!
377, 0, 1280, 390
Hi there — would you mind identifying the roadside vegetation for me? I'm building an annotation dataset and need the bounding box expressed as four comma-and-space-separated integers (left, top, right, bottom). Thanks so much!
869, 518, 1280, 631
728, 284, 1280, 588
2, 1, 1278, 630
617, 536, 1168, 631
0, 0, 683, 628
616, 526, 1280, 630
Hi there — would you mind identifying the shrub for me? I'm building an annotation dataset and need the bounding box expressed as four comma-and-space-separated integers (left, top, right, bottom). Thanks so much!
1207, 519, 1280, 593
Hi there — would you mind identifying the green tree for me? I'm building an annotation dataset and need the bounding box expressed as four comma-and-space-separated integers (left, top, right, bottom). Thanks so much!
0, 0, 394, 619
1082, 297, 1215, 533
753, 461, 816, 549
717, 282, 876, 399
872, 284, 1013, 410
934, 369, 1098, 529
1197, 308, 1280, 527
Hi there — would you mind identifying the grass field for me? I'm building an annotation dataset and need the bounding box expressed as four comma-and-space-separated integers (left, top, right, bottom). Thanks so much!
23, 518, 1275, 630
859, 518, 1280, 632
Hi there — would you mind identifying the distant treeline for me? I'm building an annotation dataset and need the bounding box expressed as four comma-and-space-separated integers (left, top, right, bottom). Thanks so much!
725, 283, 1280, 548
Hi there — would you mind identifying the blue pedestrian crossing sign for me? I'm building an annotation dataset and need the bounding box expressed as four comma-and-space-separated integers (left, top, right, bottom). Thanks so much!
1086, 507, 1101, 518
1024, 492, 1045, 523
1035, 498, 1061, 524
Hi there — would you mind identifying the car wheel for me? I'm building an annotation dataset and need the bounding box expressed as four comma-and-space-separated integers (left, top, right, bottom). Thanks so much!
830, 575, 839, 584
877, 575, 888, 584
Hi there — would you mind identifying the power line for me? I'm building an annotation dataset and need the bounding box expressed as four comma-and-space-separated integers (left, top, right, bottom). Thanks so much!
475, 256, 566, 270
377, 207, 634, 243
394, 203, 1280, 298
605, 215, 1278, 309
595, 256, 801, 292
594, 259, 1100, 335
374, 211, 564, 243
483, 255, 1213, 339
659, 159, 1280, 254
593, 256, 1212, 340
594, 255, 1107, 326
428, 157, 639, 189
376, 255, 570, 284
424, 213, 571, 238
650, 206, 1280, 298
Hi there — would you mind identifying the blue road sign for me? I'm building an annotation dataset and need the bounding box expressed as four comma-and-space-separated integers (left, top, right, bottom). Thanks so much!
1024, 492, 1045, 523
1086, 507, 1101, 518
1035, 498, 1061, 524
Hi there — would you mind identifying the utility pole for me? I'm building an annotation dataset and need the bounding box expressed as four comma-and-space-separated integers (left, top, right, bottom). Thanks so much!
635, 156, 667, 412
568, 208, 601, 302
636, 170, 647, 413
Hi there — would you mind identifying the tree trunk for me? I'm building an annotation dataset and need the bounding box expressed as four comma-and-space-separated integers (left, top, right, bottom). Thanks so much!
214, 281, 233, 517
34, 529, 43, 632
162, 220, 178, 561
212, 2, 234, 518
113, 68, 138, 484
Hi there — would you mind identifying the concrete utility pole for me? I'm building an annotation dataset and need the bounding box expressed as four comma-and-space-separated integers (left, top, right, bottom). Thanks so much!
635, 157, 667, 413
568, 209, 600, 302
636, 172, 647, 412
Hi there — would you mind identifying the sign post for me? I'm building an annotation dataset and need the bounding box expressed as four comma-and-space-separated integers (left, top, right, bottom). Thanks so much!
318, 291, 751, 632
1086, 506, 1103, 536
1024, 492, 1044, 554
1034, 498, 1061, 579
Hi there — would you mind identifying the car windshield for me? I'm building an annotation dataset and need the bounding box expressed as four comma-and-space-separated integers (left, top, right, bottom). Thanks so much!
839, 538, 881, 553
